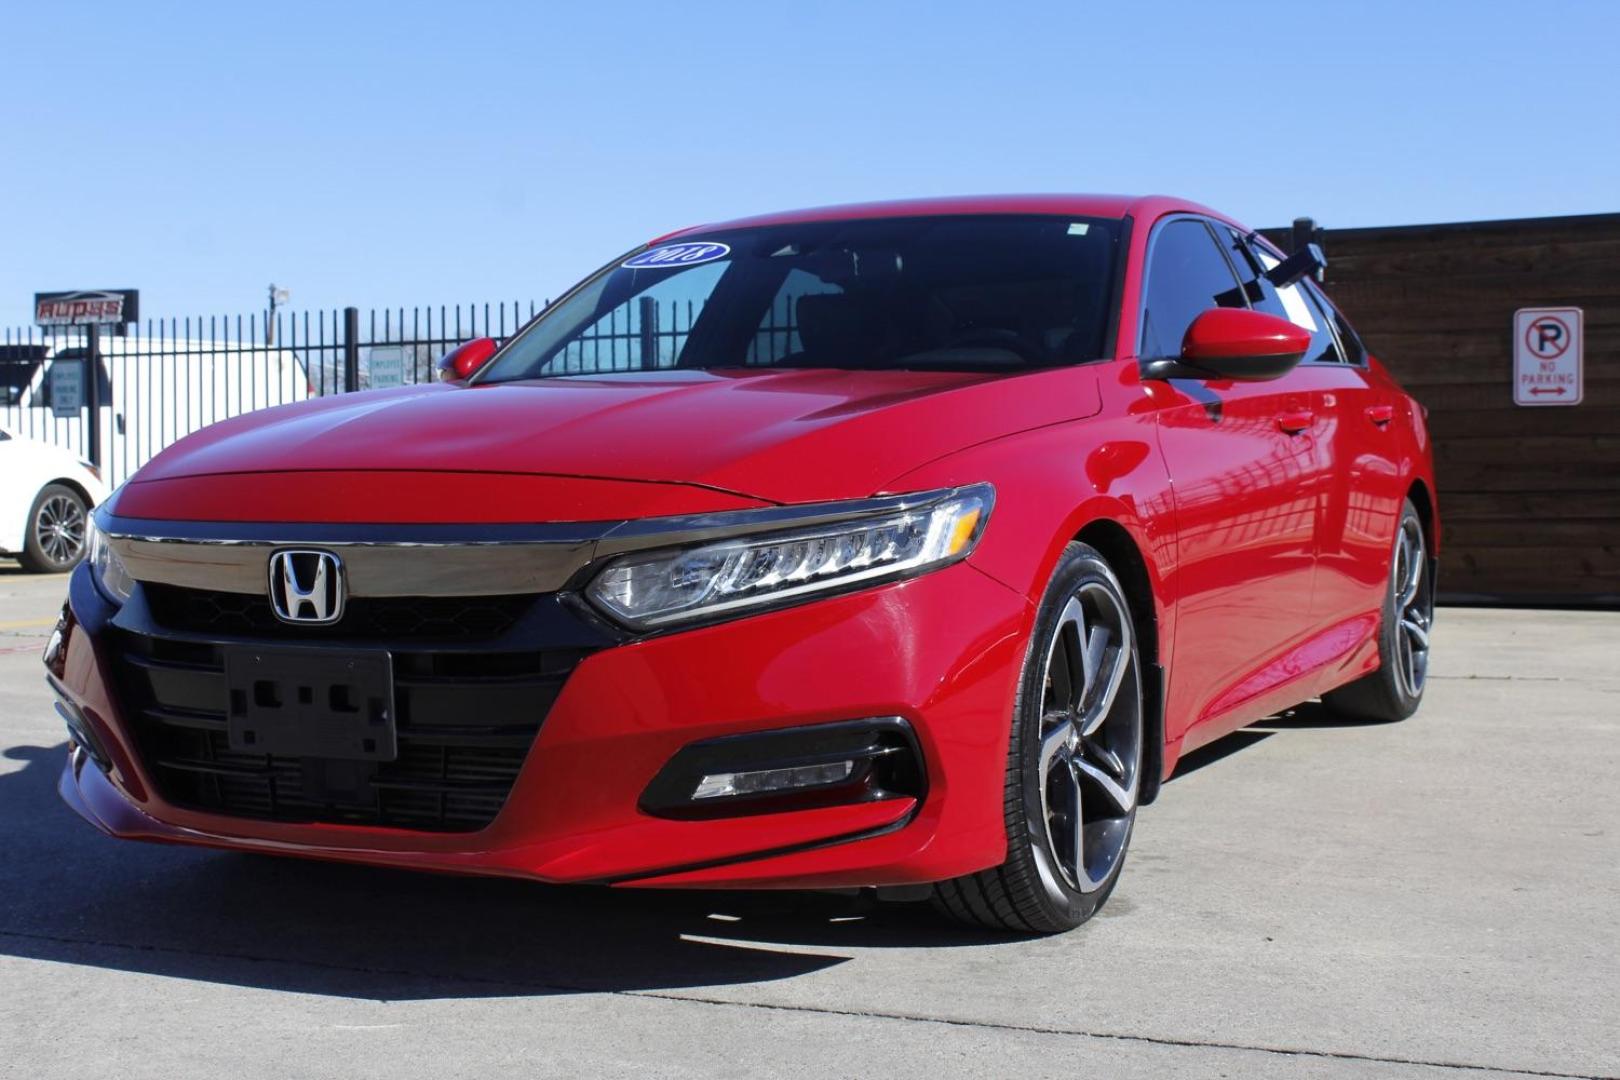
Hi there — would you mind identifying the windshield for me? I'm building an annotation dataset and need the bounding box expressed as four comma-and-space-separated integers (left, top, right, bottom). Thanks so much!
480, 214, 1124, 382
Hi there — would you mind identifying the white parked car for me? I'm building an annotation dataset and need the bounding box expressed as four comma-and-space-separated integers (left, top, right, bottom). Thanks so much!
0, 426, 109, 573
0, 337, 312, 487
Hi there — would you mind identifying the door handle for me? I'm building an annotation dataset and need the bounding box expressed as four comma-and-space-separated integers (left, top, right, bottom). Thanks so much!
1276, 410, 1315, 434
1365, 404, 1395, 426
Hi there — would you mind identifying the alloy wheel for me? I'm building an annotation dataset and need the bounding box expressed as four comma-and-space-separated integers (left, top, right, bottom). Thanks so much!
35, 493, 87, 567
1036, 581, 1141, 894
1392, 517, 1431, 699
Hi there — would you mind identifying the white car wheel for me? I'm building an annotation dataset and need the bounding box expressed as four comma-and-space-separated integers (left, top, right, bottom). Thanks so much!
20, 483, 89, 573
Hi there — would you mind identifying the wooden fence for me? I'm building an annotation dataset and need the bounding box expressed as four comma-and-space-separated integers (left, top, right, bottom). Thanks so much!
1279, 213, 1618, 604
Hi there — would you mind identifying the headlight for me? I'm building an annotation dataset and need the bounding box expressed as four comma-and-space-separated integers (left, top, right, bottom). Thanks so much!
586, 484, 993, 630
87, 519, 135, 604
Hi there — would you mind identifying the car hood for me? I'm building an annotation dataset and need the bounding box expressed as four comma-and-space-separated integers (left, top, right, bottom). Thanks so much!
127, 367, 1101, 506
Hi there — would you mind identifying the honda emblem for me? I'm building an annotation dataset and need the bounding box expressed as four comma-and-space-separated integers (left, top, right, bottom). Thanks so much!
268, 549, 346, 625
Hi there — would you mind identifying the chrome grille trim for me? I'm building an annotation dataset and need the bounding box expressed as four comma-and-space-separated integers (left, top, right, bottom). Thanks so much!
97, 486, 969, 599
110, 535, 594, 597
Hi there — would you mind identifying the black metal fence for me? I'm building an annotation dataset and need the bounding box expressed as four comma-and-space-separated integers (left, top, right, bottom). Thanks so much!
1, 286, 817, 488
1, 301, 543, 488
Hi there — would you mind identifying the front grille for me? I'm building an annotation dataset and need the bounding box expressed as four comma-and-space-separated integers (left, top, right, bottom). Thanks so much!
113, 592, 592, 832
144, 584, 531, 641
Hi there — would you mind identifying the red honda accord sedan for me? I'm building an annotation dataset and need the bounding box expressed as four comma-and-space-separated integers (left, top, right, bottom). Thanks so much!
49, 195, 1437, 932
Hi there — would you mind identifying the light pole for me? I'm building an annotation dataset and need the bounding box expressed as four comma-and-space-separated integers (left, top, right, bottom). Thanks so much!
266, 284, 290, 345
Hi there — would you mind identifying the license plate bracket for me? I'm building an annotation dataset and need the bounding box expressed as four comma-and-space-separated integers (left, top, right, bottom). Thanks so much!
223, 646, 396, 761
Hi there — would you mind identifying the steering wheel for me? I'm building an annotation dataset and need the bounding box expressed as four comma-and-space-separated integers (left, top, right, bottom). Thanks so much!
943, 327, 1046, 365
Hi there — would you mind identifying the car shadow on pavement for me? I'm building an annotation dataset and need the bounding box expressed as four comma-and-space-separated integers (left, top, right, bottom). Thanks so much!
1166, 729, 1275, 779
1246, 699, 1403, 730
1167, 700, 1386, 782
0, 743, 1018, 1002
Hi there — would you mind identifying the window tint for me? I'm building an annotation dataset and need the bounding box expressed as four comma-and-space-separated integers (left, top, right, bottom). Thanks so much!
1140, 219, 1245, 357
1250, 247, 1342, 364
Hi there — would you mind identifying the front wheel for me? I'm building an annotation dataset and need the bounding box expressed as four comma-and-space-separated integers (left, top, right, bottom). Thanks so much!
1323, 498, 1433, 722
933, 542, 1143, 933
18, 484, 90, 574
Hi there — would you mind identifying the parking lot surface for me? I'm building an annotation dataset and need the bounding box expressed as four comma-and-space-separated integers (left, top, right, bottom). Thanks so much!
1, 565, 1615, 1079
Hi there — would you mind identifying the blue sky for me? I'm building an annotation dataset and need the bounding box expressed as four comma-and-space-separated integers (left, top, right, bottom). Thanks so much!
3, 0, 1615, 328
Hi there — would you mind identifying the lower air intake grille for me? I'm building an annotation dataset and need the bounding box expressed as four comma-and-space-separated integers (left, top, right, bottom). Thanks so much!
114, 627, 589, 832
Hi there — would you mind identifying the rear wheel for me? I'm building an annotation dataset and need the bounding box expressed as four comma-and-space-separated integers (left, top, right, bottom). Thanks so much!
18, 484, 89, 574
1323, 499, 1432, 722
933, 542, 1142, 933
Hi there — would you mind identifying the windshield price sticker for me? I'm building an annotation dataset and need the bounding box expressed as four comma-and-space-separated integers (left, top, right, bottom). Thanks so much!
1513, 307, 1583, 407
622, 242, 731, 270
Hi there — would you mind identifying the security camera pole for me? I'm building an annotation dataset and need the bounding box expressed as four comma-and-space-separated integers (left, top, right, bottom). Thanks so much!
266, 284, 290, 345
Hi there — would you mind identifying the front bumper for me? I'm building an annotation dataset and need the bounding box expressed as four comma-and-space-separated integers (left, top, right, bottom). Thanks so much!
52, 550, 1031, 890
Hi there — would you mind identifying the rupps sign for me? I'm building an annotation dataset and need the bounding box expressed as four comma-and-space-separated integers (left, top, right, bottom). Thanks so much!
34, 289, 140, 327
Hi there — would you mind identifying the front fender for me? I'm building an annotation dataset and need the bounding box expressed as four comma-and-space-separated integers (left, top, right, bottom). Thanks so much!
880, 368, 1177, 676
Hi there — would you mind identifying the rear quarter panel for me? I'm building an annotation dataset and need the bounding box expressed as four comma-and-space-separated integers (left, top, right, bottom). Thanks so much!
1370, 355, 1441, 552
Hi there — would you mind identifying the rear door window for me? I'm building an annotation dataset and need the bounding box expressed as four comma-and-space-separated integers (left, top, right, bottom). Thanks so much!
1304, 281, 1367, 366
1139, 219, 1247, 358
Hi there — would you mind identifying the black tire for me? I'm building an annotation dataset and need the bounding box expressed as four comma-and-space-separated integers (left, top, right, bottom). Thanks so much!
933, 542, 1144, 934
1322, 499, 1432, 723
17, 483, 90, 574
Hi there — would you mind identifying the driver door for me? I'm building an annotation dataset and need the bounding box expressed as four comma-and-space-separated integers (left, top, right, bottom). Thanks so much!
1140, 217, 1324, 748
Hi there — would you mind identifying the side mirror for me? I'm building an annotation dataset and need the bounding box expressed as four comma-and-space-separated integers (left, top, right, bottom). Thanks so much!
436, 337, 498, 382
1143, 309, 1309, 382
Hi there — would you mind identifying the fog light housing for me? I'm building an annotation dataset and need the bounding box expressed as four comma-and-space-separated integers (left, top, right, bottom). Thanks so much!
53, 689, 111, 774
641, 717, 925, 819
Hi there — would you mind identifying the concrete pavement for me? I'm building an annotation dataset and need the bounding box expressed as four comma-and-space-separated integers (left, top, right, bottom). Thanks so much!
1, 563, 1615, 1079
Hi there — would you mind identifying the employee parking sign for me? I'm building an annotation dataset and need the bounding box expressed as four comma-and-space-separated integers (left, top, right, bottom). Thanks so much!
1513, 307, 1583, 406
367, 346, 406, 389
49, 359, 84, 419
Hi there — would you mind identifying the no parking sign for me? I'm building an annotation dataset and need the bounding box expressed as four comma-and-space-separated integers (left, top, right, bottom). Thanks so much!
1513, 307, 1583, 406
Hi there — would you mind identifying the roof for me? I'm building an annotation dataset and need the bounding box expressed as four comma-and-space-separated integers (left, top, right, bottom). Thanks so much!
653, 194, 1225, 243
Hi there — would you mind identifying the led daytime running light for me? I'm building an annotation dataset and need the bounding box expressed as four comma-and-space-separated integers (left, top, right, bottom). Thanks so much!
586, 485, 992, 630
